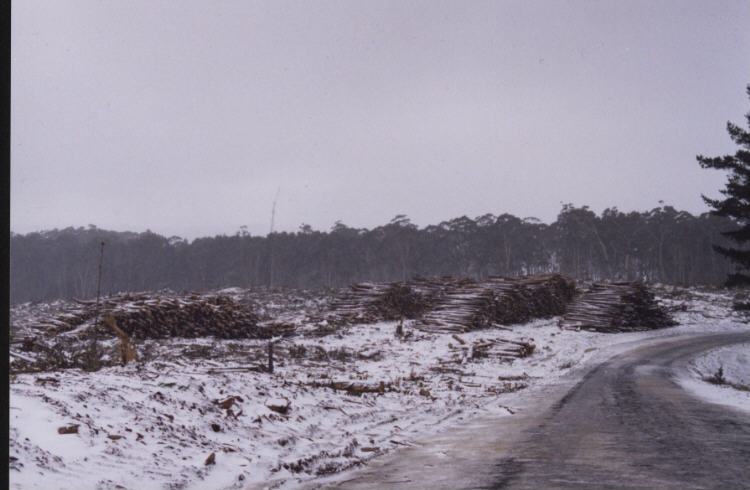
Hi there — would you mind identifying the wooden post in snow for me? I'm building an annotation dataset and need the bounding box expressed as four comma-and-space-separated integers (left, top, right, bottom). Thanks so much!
268, 341, 274, 373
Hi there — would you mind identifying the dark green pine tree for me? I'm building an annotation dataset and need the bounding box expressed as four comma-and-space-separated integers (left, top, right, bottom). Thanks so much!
697, 84, 750, 286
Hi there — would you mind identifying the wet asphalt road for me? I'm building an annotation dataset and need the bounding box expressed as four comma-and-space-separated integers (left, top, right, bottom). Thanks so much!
314, 332, 750, 490
492, 332, 750, 489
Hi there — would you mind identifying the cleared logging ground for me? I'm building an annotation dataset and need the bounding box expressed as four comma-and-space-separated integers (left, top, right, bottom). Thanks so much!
9, 275, 673, 374
9, 281, 720, 489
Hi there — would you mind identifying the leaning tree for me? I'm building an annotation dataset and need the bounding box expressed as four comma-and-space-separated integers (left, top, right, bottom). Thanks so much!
697, 84, 750, 286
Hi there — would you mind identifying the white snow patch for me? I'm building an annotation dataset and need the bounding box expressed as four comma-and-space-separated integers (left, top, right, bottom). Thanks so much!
678, 342, 750, 413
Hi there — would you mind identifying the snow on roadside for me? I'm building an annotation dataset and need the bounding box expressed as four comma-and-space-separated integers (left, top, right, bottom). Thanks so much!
8, 287, 750, 489
678, 342, 750, 414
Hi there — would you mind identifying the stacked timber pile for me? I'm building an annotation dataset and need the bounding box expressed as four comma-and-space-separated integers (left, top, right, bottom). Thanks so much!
330, 274, 576, 332
373, 283, 431, 320
415, 274, 576, 333
328, 283, 390, 324
470, 338, 536, 361
487, 274, 576, 325
416, 282, 496, 333
30, 292, 289, 340
328, 282, 431, 324
560, 282, 676, 332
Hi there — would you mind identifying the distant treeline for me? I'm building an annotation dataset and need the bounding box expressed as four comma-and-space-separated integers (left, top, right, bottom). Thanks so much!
10, 205, 740, 304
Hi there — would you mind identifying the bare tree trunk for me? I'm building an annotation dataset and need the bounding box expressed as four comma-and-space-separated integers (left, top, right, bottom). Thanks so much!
658, 231, 665, 282
624, 253, 630, 281
591, 226, 612, 278
504, 240, 512, 273
269, 251, 276, 288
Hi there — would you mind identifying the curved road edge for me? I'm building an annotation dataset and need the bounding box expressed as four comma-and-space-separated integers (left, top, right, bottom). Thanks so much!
299, 330, 750, 490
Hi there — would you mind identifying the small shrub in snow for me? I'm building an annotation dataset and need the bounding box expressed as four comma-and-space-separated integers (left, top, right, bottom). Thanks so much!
706, 366, 726, 385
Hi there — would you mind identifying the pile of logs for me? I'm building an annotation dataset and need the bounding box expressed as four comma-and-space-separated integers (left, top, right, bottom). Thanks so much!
328, 282, 431, 324
31, 292, 293, 340
470, 338, 536, 361
416, 283, 497, 333
372, 283, 431, 320
560, 282, 676, 332
415, 274, 576, 333
328, 283, 388, 324
104, 295, 269, 339
487, 274, 576, 325
328, 274, 576, 333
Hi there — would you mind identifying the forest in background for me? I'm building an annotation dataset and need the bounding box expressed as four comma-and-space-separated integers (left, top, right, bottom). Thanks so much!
9, 204, 740, 304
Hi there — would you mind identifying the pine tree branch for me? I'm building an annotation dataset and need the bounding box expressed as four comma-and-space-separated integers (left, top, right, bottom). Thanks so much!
724, 272, 750, 288
712, 244, 750, 268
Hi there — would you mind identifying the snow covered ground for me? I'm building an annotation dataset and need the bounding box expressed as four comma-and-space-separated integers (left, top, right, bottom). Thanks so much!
8, 286, 749, 489
678, 341, 750, 413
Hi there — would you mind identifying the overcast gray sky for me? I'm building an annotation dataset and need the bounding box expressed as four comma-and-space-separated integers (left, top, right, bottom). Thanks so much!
11, 0, 750, 239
